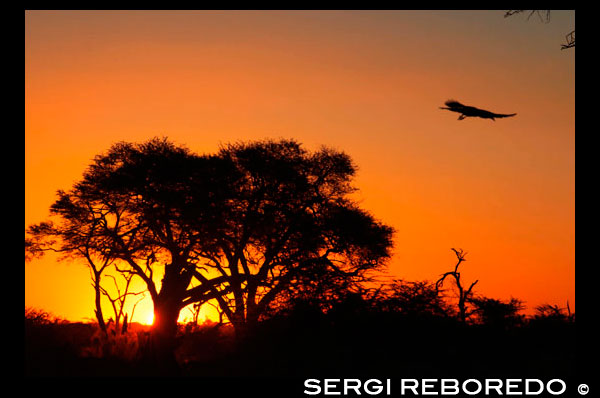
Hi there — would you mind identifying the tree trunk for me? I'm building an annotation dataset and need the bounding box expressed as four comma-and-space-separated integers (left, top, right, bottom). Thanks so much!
231, 307, 262, 347
139, 261, 194, 373
142, 298, 181, 374
230, 310, 248, 344
93, 277, 107, 333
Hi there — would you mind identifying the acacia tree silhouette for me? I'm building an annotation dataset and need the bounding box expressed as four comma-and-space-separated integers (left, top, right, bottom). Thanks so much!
26, 137, 394, 366
26, 210, 115, 334
205, 140, 394, 340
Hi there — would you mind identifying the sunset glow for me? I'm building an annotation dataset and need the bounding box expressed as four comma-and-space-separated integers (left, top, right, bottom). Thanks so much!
144, 312, 155, 326
25, 10, 574, 324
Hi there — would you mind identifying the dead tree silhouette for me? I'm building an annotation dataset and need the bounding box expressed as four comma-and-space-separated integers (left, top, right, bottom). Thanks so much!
436, 248, 479, 323
440, 100, 517, 121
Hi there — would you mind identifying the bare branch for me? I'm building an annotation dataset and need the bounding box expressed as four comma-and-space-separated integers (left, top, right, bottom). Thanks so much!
561, 30, 575, 50
505, 10, 574, 50
505, 10, 550, 23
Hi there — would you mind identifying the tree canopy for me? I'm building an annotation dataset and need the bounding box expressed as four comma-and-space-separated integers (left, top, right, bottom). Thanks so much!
27, 137, 395, 357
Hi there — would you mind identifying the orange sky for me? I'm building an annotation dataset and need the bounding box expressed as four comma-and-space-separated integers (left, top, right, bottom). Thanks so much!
25, 10, 575, 323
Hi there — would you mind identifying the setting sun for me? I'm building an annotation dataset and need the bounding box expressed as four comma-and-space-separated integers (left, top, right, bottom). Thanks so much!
144, 312, 155, 326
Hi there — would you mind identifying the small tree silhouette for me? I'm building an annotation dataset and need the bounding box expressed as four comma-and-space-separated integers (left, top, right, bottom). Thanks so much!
470, 296, 525, 329
435, 248, 478, 323
378, 279, 451, 317
27, 221, 115, 333
100, 272, 146, 334
533, 303, 574, 323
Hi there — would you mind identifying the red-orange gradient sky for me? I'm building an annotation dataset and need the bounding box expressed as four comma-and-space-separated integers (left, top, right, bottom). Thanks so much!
25, 10, 574, 324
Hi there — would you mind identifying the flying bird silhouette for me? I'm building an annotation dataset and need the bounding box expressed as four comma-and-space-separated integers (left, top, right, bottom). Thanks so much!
440, 100, 517, 121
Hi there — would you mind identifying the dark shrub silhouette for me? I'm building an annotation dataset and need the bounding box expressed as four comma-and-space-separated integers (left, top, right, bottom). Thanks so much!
377, 279, 453, 318
25, 282, 575, 378
470, 296, 526, 329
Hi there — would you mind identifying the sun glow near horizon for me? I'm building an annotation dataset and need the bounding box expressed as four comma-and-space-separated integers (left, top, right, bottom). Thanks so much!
131, 297, 221, 327
143, 311, 155, 326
